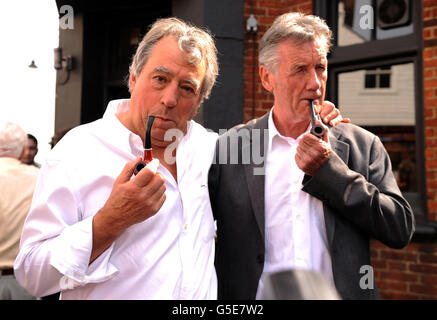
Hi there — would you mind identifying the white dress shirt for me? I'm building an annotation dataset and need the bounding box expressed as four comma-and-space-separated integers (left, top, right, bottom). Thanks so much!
14, 99, 218, 300
257, 109, 334, 296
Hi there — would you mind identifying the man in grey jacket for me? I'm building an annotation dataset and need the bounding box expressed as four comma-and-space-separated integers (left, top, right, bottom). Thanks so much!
208, 12, 414, 300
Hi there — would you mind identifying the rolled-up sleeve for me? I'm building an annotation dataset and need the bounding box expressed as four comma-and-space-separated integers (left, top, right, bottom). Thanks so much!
14, 158, 118, 298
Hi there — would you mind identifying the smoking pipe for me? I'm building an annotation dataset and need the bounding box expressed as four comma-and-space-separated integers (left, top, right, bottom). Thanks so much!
134, 115, 156, 175
308, 99, 326, 139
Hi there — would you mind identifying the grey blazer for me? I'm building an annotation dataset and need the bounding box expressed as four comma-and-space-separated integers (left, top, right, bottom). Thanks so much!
208, 112, 415, 300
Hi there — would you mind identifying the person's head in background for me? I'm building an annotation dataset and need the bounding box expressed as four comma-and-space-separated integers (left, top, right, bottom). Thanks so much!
20, 134, 39, 167
0, 121, 27, 160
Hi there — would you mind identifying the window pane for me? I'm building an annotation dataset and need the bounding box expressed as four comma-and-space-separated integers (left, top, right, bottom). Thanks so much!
338, 0, 372, 46
380, 73, 390, 88
365, 74, 376, 88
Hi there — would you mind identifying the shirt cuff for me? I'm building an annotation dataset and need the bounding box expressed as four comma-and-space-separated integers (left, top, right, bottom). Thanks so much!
49, 215, 118, 288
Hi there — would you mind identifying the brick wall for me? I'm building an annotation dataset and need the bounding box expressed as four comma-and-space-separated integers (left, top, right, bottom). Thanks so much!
243, 0, 437, 299
424, 0, 437, 224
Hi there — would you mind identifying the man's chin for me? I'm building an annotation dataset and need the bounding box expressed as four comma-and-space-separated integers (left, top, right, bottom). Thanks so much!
151, 135, 178, 148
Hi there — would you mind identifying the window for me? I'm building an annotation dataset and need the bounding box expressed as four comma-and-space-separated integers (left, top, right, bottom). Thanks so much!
364, 66, 391, 89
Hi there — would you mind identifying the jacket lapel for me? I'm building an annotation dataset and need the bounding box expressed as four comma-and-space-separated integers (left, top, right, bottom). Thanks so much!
243, 113, 269, 242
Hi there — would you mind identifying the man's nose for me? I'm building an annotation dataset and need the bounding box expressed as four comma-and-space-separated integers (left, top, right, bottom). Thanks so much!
161, 82, 178, 108
306, 69, 322, 92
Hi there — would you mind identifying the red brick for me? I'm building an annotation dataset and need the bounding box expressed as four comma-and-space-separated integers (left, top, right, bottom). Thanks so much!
421, 275, 437, 285
388, 261, 407, 272
428, 201, 437, 211
258, 16, 276, 25
425, 69, 435, 79
429, 212, 437, 222
382, 292, 420, 300
424, 0, 437, 8
426, 139, 437, 147
379, 271, 418, 282
420, 254, 437, 263
426, 119, 437, 127
377, 280, 407, 291
425, 88, 435, 99
409, 263, 437, 274
410, 284, 437, 296
425, 108, 435, 118
425, 79, 437, 87
379, 250, 418, 262
259, 1, 288, 9
424, 98, 437, 107
424, 48, 434, 59
425, 130, 437, 139
297, 3, 313, 14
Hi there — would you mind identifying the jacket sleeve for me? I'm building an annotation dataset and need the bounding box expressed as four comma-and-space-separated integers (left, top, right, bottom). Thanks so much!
302, 134, 415, 249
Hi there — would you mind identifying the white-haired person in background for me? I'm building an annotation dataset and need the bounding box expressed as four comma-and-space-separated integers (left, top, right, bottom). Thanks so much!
0, 121, 38, 300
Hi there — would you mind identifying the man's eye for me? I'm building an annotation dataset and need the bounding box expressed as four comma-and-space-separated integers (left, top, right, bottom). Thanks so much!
181, 86, 194, 93
154, 76, 166, 82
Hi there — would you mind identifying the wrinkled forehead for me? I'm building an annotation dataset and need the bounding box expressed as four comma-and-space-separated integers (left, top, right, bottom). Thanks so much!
278, 37, 328, 62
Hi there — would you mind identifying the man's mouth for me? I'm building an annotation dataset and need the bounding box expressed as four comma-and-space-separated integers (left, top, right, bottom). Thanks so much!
152, 116, 177, 129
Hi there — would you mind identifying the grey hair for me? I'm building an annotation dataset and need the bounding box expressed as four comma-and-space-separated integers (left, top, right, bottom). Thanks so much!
259, 12, 332, 72
0, 121, 27, 159
129, 17, 219, 101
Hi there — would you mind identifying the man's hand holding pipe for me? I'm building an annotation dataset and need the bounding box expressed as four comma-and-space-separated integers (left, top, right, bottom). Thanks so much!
295, 100, 342, 176
90, 156, 166, 263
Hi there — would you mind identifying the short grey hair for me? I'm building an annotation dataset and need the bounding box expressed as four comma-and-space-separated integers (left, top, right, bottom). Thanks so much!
0, 121, 27, 159
259, 12, 332, 72
129, 17, 219, 101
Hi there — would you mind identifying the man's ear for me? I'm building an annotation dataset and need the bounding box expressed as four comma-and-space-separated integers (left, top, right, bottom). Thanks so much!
18, 147, 25, 161
128, 73, 137, 93
259, 65, 274, 92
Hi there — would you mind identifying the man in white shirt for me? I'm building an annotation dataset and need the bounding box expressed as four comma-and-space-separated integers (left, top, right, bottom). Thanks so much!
14, 17, 219, 300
